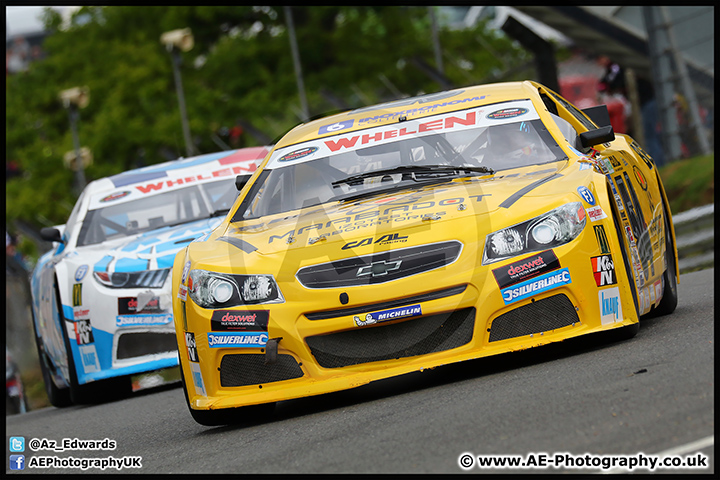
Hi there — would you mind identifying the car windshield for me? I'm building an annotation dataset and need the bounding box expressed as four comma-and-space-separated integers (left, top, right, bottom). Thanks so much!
77, 179, 237, 246
236, 101, 567, 220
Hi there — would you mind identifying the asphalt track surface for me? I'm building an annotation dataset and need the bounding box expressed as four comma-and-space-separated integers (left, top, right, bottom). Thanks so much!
7, 268, 714, 474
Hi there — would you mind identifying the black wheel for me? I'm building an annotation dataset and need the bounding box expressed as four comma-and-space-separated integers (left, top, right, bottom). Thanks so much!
178, 356, 275, 427
31, 291, 72, 407
646, 205, 678, 318
51, 277, 132, 404
38, 349, 73, 407
70, 375, 133, 405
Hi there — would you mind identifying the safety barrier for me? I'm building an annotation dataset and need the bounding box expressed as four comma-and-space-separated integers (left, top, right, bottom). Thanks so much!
672, 204, 714, 273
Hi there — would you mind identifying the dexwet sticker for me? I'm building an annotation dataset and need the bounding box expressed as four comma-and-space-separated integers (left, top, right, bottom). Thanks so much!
492, 250, 560, 289
211, 310, 269, 331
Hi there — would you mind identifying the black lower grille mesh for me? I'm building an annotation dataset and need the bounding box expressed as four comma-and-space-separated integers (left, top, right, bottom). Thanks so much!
220, 354, 304, 387
489, 294, 579, 342
116, 332, 177, 360
306, 308, 475, 368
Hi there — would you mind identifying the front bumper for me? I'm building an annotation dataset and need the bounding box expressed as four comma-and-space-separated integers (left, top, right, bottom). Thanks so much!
63, 285, 178, 385
175, 213, 640, 411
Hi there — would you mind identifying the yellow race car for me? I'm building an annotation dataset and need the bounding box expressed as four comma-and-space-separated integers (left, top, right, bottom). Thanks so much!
172, 81, 679, 425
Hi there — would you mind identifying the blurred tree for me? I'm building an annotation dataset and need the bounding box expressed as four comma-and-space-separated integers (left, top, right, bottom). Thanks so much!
6, 6, 528, 256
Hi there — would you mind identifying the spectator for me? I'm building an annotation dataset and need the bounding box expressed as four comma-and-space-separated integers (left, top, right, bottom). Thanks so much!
597, 55, 666, 167
597, 55, 625, 95
596, 55, 631, 135
636, 76, 666, 167
6, 231, 28, 272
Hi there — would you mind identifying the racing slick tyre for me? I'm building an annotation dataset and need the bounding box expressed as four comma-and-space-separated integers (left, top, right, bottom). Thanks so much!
31, 285, 73, 407
609, 188, 640, 341
37, 350, 73, 408
53, 277, 132, 405
178, 354, 275, 426
645, 202, 679, 318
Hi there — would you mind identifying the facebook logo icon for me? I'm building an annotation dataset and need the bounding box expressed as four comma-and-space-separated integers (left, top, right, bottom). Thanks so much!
9, 455, 25, 470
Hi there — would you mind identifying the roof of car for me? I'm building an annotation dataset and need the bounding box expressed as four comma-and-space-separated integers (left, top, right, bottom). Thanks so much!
277, 81, 543, 148
81, 146, 270, 197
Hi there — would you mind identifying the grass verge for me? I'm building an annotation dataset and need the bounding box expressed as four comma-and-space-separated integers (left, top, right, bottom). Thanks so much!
658, 153, 714, 214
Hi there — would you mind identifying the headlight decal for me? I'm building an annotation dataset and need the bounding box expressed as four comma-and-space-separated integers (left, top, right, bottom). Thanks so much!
498, 172, 563, 209
215, 236, 258, 253
500, 268, 572, 305
93, 268, 170, 289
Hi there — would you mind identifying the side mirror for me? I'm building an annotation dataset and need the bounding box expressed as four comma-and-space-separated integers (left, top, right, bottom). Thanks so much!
235, 174, 252, 191
582, 105, 612, 128
578, 125, 615, 149
40, 227, 64, 243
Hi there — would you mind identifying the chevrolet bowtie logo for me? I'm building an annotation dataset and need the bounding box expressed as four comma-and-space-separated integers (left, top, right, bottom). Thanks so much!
357, 260, 402, 277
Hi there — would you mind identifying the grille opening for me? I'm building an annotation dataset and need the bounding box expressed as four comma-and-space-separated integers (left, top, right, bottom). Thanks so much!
296, 241, 463, 288
220, 354, 304, 387
488, 294, 579, 342
116, 332, 177, 360
306, 307, 475, 368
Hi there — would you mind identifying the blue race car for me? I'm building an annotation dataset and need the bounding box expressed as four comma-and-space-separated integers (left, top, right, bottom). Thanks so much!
31, 147, 269, 406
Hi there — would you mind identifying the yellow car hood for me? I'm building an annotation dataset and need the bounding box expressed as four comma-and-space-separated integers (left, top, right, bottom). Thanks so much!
216, 162, 570, 257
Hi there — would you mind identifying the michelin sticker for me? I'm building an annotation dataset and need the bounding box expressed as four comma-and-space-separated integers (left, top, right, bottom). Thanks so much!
354, 304, 422, 327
